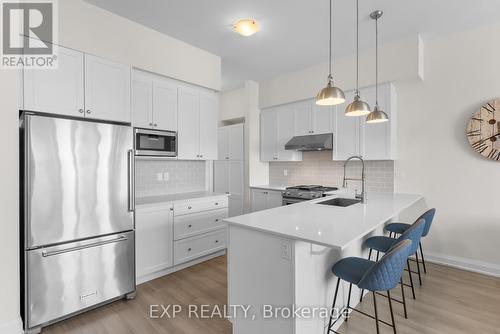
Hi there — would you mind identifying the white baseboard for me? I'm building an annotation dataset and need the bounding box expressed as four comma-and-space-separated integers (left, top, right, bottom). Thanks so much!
425, 251, 500, 278
136, 249, 226, 285
0, 316, 23, 334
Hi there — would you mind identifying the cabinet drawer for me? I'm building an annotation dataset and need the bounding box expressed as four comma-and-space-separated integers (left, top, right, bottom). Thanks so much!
174, 197, 228, 216
174, 208, 227, 240
26, 232, 134, 328
173, 229, 226, 265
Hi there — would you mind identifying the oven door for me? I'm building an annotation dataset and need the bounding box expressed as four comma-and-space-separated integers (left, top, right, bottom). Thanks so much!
135, 128, 177, 157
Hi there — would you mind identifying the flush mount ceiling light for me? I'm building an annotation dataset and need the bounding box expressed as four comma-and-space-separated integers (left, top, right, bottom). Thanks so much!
366, 10, 389, 124
316, 0, 345, 106
233, 18, 260, 36
345, 0, 370, 117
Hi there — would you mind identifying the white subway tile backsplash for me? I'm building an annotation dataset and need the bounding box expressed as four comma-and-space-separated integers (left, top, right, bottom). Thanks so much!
135, 159, 206, 197
269, 151, 394, 193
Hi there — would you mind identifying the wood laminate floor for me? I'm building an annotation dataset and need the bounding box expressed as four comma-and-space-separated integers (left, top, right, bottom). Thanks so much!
44, 255, 500, 334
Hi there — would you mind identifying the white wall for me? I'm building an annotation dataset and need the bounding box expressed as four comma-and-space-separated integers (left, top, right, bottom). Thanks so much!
59, 0, 221, 91
0, 1, 221, 331
259, 35, 423, 108
258, 25, 500, 275
220, 87, 245, 121
0, 72, 22, 333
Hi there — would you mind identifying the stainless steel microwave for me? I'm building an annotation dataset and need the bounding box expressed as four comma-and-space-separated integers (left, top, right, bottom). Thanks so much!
134, 128, 177, 157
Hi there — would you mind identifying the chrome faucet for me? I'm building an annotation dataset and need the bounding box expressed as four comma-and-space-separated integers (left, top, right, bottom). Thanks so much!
342, 155, 367, 204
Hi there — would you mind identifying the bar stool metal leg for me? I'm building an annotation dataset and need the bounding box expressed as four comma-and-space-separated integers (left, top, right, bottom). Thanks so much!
400, 277, 408, 318
387, 290, 397, 334
419, 242, 427, 274
415, 252, 422, 286
345, 283, 352, 321
360, 249, 374, 303
406, 259, 416, 299
328, 278, 341, 332
373, 291, 380, 334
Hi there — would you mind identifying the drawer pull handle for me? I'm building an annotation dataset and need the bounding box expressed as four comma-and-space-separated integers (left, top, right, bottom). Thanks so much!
41, 235, 128, 257
215, 240, 219, 243
80, 291, 98, 300
215, 219, 219, 222
215, 202, 219, 206
188, 224, 192, 228
188, 206, 192, 209
188, 248, 192, 252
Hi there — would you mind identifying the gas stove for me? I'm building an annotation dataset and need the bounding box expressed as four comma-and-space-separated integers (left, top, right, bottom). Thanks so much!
282, 185, 339, 205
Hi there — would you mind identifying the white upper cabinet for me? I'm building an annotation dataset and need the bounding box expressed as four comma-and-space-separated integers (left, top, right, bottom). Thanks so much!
360, 83, 397, 160
293, 100, 335, 136
132, 71, 153, 128
23, 45, 84, 117
261, 107, 302, 162
260, 110, 277, 161
84, 54, 131, 123
293, 101, 312, 136
23, 45, 131, 123
334, 90, 360, 160
312, 103, 336, 135
199, 92, 218, 160
218, 124, 244, 161
276, 107, 301, 161
178, 87, 218, 160
333, 84, 397, 160
153, 78, 178, 132
178, 87, 200, 160
132, 70, 178, 132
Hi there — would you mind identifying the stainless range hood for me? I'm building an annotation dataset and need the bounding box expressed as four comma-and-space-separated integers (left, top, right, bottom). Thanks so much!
285, 133, 333, 151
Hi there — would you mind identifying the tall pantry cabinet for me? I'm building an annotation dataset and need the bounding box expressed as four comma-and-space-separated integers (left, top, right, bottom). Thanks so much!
214, 124, 245, 217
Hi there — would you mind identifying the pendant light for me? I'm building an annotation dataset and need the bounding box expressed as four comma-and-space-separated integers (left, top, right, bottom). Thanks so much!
316, 0, 345, 106
366, 10, 389, 123
345, 0, 371, 116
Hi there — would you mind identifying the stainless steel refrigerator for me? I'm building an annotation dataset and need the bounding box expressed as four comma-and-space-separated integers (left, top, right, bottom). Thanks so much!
20, 113, 136, 333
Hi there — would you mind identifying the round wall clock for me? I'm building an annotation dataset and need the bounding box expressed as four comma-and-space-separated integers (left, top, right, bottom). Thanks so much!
467, 99, 500, 160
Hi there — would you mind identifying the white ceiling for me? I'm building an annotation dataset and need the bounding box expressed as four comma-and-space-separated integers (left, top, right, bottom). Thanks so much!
85, 0, 500, 91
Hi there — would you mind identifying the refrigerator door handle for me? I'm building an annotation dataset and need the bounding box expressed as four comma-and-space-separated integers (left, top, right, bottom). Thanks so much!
41, 235, 128, 257
128, 149, 135, 212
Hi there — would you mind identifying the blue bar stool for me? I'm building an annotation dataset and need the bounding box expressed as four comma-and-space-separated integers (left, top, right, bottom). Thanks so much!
362, 219, 426, 309
385, 208, 436, 274
328, 239, 412, 334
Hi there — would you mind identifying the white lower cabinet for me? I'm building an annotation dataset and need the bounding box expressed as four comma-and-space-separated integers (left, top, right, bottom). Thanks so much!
173, 196, 228, 265
173, 208, 227, 240
251, 188, 283, 212
173, 229, 227, 265
135, 195, 229, 283
214, 160, 244, 217
135, 205, 174, 281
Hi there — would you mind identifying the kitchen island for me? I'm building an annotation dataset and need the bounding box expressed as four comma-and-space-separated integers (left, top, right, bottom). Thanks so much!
225, 192, 425, 334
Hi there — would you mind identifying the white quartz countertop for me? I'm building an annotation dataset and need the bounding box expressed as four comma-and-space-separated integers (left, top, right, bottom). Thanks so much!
136, 191, 229, 207
250, 185, 287, 191
224, 192, 423, 250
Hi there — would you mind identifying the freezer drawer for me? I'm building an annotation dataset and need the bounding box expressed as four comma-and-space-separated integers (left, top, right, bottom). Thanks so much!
25, 232, 135, 328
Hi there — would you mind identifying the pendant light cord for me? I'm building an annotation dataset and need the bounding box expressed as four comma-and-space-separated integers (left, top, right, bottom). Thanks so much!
355, 0, 359, 97
375, 15, 379, 106
328, 0, 332, 81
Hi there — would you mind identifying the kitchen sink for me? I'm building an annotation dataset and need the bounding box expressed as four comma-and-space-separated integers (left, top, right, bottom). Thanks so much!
316, 198, 361, 207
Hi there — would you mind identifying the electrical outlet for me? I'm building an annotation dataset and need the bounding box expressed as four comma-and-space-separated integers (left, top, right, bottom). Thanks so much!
280, 240, 292, 260
163, 172, 170, 181
283, 169, 288, 177
156, 173, 163, 181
